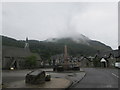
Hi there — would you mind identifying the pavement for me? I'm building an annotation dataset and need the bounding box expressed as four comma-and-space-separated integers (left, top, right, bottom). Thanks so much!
49, 71, 86, 87
3, 78, 71, 88
71, 68, 119, 88
2, 68, 86, 88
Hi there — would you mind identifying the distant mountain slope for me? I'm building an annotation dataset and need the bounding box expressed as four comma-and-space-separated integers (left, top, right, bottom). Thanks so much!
45, 34, 112, 52
2, 36, 25, 48
2, 35, 112, 59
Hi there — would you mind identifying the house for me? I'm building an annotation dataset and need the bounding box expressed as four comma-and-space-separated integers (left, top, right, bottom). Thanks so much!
50, 54, 64, 66
100, 58, 107, 67
2, 38, 42, 69
94, 46, 120, 68
79, 56, 93, 67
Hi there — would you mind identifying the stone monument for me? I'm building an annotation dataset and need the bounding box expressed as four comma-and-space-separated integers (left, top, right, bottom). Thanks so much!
63, 45, 69, 70
53, 45, 80, 71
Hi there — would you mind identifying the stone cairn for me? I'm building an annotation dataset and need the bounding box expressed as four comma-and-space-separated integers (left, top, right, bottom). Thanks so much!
25, 70, 51, 85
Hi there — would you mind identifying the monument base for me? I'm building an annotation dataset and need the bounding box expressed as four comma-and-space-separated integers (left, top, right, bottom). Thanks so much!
54, 64, 80, 72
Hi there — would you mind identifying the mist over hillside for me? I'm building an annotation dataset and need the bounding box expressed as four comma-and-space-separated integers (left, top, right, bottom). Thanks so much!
45, 34, 112, 50
46, 34, 90, 44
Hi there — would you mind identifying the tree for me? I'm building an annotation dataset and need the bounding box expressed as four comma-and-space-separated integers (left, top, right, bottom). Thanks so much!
48, 58, 52, 66
25, 55, 37, 69
93, 57, 101, 67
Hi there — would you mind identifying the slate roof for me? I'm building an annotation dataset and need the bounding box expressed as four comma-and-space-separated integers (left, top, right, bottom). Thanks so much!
79, 56, 92, 62
2, 46, 41, 60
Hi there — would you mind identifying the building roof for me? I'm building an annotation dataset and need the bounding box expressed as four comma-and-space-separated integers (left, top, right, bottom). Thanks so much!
79, 56, 92, 62
100, 58, 107, 62
2, 46, 41, 60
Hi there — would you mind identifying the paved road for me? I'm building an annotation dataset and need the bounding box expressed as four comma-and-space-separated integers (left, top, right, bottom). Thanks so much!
71, 68, 119, 88
2, 70, 30, 84
2, 68, 119, 89
2, 69, 53, 84
2, 69, 85, 85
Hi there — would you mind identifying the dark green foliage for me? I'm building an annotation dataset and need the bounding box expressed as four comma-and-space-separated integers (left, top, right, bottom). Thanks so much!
2, 36, 24, 48
93, 57, 101, 67
25, 55, 37, 69
2, 35, 112, 60
88, 40, 112, 52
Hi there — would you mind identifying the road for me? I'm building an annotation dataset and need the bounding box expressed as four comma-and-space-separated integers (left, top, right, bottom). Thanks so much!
2, 70, 30, 84
2, 69, 85, 84
2, 68, 119, 89
2, 69, 53, 84
71, 68, 119, 88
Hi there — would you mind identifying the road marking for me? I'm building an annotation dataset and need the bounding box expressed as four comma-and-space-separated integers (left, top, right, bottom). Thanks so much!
112, 73, 119, 78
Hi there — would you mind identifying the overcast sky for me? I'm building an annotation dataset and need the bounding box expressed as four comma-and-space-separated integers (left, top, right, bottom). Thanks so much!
2, 2, 118, 49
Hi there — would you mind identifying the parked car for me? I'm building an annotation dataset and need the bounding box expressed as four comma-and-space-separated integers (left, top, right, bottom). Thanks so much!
115, 62, 120, 68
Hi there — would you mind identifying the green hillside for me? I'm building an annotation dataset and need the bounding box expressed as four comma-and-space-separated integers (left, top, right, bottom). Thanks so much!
2, 35, 112, 59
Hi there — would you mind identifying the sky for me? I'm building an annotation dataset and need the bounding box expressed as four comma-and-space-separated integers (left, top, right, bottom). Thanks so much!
2, 2, 118, 49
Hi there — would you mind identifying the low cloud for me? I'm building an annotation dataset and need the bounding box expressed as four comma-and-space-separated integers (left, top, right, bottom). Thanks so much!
2, 2, 118, 49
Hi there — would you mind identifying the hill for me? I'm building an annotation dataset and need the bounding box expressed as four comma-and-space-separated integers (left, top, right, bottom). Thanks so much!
2, 35, 112, 59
